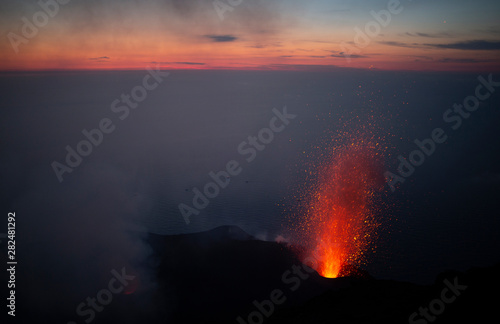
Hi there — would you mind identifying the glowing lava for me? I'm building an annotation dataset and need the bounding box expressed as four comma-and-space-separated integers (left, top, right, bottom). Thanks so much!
123, 272, 140, 295
296, 140, 386, 278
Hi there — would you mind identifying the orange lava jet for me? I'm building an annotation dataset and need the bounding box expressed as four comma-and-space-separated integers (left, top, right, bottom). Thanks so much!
296, 140, 386, 278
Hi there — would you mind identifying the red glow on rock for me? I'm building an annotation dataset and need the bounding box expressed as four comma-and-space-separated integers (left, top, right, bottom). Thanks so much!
123, 275, 140, 295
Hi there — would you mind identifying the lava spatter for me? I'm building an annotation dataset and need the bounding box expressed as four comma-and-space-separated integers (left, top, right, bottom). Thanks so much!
292, 138, 386, 278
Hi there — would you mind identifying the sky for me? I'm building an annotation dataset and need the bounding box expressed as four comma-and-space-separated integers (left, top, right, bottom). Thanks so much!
1, 0, 499, 71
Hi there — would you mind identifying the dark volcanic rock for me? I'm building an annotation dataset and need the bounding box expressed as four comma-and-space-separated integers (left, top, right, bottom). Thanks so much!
148, 226, 500, 324
149, 226, 345, 323
267, 263, 500, 324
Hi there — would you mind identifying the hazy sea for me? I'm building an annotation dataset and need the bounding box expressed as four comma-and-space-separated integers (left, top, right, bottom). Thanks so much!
1, 69, 499, 284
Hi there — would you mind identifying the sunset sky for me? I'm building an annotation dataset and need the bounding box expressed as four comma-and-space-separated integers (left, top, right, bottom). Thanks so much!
1, 0, 499, 71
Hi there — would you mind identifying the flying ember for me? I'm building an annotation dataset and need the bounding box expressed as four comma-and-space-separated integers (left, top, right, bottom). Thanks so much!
294, 138, 386, 278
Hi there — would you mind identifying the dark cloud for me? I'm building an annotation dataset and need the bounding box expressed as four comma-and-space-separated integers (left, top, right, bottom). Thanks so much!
148, 61, 205, 65
330, 53, 367, 59
380, 39, 500, 51
378, 41, 421, 48
174, 62, 205, 65
438, 58, 489, 63
204, 34, 238, 42
89, 56, 110, 62
424, 40, 500, 50
329, 51, 367, 59
278, 55, 329, 59
405, 32, 453, 38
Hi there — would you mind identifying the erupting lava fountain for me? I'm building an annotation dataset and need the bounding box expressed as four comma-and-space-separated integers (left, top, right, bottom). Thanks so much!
291, 138, 387, 278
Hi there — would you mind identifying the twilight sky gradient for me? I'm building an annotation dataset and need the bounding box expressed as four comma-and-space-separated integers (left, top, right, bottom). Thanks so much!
1, 0, 499, 71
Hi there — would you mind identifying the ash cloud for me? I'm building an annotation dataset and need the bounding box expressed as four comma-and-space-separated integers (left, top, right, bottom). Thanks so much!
10, 161, 163, 322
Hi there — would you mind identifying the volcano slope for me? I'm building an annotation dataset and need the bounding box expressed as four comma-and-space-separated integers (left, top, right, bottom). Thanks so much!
148, 225, 499, 324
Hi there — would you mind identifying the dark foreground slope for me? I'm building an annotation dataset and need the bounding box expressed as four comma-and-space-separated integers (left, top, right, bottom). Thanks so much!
148, 226, 500, 324
4, 225, 497, 324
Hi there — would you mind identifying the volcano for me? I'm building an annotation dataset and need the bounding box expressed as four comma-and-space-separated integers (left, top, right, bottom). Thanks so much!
145, 225, 499, 324
8, 225, 498, 324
